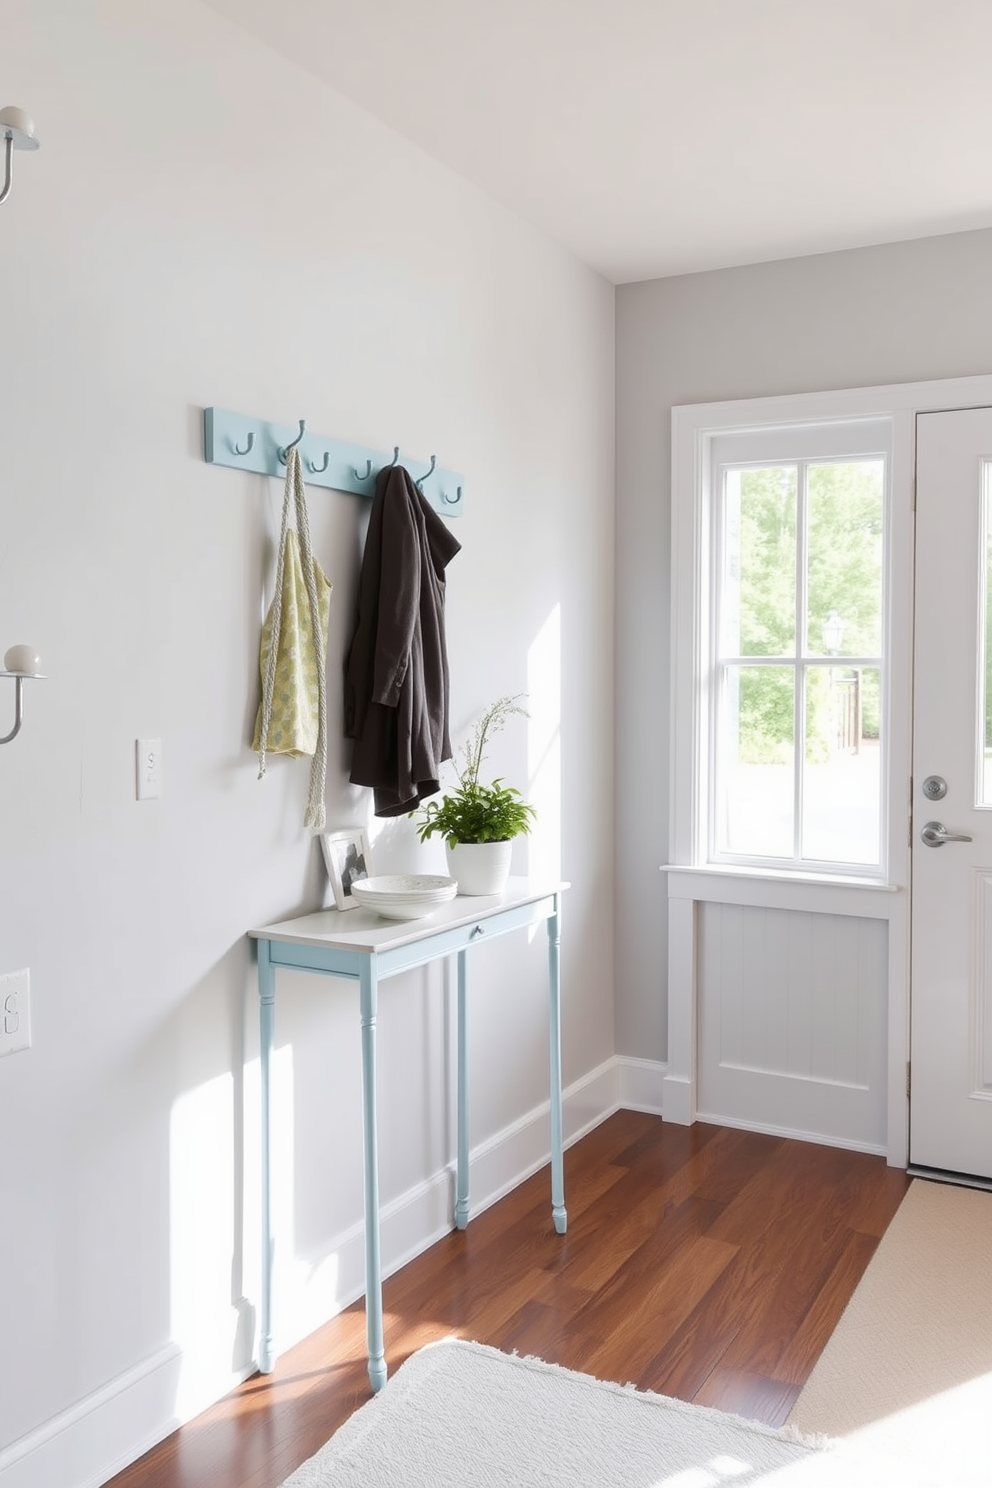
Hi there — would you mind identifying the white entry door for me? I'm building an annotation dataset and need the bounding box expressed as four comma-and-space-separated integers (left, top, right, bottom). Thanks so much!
911, 406, 992, 1180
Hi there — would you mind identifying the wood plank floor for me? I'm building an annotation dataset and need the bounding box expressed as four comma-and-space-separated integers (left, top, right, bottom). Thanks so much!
105, 1113, 909, 1488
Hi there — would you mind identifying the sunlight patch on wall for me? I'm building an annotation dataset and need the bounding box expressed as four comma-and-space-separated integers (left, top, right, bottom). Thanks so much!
169, 1043, 339, 1417
169, 1065, 240, 1418
243, 1045, 342, 1361
527, 603, 562, 888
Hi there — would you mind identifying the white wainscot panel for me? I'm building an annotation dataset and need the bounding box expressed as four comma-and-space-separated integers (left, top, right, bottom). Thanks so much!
974, 873, 992, 1095
697, 903, 888, 1150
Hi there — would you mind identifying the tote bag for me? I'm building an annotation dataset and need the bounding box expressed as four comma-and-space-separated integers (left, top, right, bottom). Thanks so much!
252, 446, 332, 827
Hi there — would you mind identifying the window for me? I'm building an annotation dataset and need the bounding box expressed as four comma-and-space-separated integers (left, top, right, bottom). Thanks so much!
706, 421, 889, 875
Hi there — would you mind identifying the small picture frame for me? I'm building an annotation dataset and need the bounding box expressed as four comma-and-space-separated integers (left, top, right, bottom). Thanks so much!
321, 828, 372, 911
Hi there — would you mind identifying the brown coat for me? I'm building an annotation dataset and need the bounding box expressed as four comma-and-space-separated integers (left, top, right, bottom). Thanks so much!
344, 465, 461, 816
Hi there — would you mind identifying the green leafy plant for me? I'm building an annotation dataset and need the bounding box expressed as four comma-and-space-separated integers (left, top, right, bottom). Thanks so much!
413, 695, 536, 846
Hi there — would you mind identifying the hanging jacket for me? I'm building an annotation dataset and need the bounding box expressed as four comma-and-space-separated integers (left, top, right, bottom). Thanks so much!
344, 464, 461, 817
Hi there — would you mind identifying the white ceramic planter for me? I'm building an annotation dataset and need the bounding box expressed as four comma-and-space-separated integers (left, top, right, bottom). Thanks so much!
445, 839, 513, 896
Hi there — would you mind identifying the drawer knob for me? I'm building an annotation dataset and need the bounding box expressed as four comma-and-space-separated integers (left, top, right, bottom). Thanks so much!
471, 924, 484, 938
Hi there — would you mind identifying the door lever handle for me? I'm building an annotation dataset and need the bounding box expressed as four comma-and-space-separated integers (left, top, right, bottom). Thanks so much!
921, 820, 973, 847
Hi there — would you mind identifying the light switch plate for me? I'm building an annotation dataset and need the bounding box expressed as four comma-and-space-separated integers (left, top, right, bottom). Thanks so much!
136, 737, 163, 800
0, 969, 31, 1056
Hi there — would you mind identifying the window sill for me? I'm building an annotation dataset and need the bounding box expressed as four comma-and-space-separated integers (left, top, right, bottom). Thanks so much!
660, 862, 902, 892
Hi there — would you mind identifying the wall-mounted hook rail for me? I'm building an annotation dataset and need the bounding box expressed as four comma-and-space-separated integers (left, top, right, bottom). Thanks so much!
203, 409, 465, 516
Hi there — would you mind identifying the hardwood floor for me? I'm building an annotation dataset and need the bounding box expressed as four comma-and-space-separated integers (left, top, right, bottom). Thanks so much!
105, 1113, 909, 1487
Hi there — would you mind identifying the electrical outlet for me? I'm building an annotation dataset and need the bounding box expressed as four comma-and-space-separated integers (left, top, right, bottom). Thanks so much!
136, 737, 163, 800
0, 969, 31, 1057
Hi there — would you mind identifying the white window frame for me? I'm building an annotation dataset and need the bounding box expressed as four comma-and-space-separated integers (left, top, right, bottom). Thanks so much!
670, 390, 915, 889
706, 418, 892, 879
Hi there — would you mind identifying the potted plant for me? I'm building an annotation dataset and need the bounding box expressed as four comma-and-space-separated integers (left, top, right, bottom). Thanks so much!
413, 694, 536, 894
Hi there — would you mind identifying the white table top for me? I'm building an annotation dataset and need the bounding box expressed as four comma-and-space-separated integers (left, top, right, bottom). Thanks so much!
249, 876, 568, 954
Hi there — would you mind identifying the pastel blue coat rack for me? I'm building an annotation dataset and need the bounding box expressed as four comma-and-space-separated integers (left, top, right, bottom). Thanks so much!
203, 408, 465, 515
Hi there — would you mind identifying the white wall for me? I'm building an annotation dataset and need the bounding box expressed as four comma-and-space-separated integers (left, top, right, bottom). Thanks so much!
0, 3, 615, 1482
616, 227, 992, 1072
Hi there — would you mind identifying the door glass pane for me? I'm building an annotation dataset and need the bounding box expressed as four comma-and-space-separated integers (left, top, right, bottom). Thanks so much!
721, 466, 797, 657
719, 665, 794, 857
802, 666, 881, 864
984, 462, 992, 805
806, 460, 884, 658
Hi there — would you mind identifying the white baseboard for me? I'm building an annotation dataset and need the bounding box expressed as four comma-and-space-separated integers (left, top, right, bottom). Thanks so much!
2, 1059, 624, 1488
661, 1070, 694, 1125
617, 1056, 666, 1114
0, 1344, 183, 1488
695, 1106, 887, 1156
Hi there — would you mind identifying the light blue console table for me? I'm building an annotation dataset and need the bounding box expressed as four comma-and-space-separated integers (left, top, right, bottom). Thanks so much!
249, 877, 568, 1392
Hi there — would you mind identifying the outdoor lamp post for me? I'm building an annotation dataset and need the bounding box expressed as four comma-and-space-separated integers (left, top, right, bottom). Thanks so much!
822, 609, 844, 656
821, 610, 844, 756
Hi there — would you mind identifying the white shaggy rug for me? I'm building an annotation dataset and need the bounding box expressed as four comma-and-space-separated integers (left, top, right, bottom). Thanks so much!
281, 1338, 824, 1487
282, 1335, 988, 1487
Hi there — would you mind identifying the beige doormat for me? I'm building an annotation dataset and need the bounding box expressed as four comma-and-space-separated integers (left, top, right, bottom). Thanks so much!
787, 1176, 992, 1483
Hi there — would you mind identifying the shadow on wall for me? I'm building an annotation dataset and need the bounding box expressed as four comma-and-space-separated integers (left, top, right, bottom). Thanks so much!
527, 603, 562, 891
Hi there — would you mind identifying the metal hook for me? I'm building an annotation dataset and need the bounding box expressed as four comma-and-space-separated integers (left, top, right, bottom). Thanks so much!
0, 108, 40, 210
354, 459, 373, 481
0, 665, 44, 746
442, 486, 463, 505
308, 451, 330, 474
415, 455, 437, 491
278, 419, 307, 463
0, 675, 24, 745
0, 134, 13, 209
390, 446, 400, 466
232, 431, 255, 456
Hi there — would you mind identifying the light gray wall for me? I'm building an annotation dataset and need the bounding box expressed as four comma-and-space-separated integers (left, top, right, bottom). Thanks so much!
615, 226, 992, 1059
0, 1, 615, 1476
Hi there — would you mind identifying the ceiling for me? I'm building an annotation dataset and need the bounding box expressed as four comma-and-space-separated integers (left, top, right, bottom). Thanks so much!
204, 0, 992, 284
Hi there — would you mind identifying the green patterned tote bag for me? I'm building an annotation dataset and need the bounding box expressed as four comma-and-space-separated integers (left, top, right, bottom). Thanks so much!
252, 446, 332, 828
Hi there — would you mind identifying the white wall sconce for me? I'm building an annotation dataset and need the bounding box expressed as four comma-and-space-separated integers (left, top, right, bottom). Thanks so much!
1, 646, 45, 745
0, 106, 40, 208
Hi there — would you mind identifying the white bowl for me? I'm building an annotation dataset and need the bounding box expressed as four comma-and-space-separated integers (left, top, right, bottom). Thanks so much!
351, 874, 457, 900
350, 875, 458, 920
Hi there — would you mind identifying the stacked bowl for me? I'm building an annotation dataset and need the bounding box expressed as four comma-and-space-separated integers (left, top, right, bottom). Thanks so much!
349, 874, 459, 921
